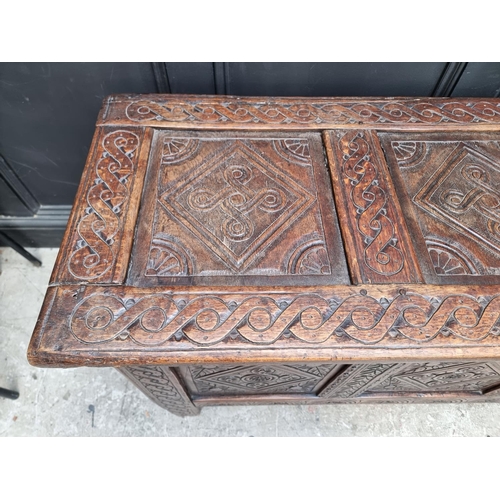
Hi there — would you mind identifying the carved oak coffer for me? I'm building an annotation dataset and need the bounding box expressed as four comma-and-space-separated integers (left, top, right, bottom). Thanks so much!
28, 95, 500, 416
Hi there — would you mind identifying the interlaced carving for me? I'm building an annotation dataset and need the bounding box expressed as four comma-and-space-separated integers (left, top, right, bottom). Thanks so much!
68, 130, 139, 279
187, 163, 287, 242
415, 143, 500, 255
441, 164, 500, 239
340, 131, 404, 276
121, 366, 199, 416
160, 141, 313, 272
69, 291, 500, 346
124, 100, 500, 125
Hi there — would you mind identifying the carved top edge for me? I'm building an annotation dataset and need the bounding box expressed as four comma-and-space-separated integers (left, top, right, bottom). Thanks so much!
97, 94, 500, 129
28, 282, 500, 368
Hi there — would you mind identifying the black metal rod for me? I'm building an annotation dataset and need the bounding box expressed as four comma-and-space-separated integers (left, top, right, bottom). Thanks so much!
0, 231, 41, 266
0, 387, 19, 400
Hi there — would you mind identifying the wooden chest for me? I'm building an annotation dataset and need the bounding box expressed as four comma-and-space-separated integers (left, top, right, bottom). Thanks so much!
28, 94, 500, 416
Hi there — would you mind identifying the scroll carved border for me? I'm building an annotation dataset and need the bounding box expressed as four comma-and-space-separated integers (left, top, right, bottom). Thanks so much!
68, 289, 500, 347
52, 127, 148, 284
99, 95, 500, 129
324, 130, 422, 283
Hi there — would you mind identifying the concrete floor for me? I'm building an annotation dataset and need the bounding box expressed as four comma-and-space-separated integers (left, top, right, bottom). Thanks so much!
1, 247, 500, 437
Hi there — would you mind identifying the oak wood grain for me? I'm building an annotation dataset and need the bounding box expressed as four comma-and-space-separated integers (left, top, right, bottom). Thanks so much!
98, 94, 500, 131
324, 130, 423, 284
127, 130, 349, 287
28, 283, 500, 367
27, 94, 500, 415
51, 127, 152, 285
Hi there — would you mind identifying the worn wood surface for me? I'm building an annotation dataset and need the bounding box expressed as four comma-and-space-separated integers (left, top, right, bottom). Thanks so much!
51, 127, 152, 284
127, 130, 349, 286
119, 365, 199, 416
28, 94, 500, 415
379, 131, 500, 284
98, 94, 500, 131
28, 283, 500, 367
324, 130, 422, 284
119, 361, 500, 416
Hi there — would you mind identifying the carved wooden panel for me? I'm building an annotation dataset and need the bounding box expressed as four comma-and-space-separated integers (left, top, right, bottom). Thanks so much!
183, 363, 337, 395
123, 361, 500, 411
99, 95, 500, 129
319, 364, 400, 398
324, 130, 422, 284
51, 127, 152, 284
364, 361, 500, 393
127, 131, 349, 286
27, 94, 500, 415
27, 283, 500, 367
380, 132, 500, 284
320, 361, 500, 399
119, 365, 199, 416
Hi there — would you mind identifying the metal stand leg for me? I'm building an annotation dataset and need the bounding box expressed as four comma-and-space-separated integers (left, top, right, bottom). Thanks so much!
0, 387, 19, 400
0, 231, 41, 266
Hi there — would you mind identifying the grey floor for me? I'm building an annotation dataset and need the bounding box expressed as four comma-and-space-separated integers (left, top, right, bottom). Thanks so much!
1, 247, 500, 437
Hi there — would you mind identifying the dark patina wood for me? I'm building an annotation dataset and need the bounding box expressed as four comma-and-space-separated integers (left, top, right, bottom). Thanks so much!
28, 94, 500, 416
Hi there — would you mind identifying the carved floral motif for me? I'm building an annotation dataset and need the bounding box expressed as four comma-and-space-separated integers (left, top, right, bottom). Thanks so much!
273, 139, 312, 166
161, 138, 199, 164
426, 239, 479, 276
429, 247, 468, 275
287, 240, 331, 275
391, 141, 427, 168
145, 235, 192, 276
367, 361, 500, 393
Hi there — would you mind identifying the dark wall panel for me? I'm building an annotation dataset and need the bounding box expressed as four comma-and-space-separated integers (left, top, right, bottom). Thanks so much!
224, 62, 448, 97
0, 228, 66, 248
166, 63, 216, 94
2, 62, 500, 248
0, 178, 32, 216
451, 62, 500, 97
0, 63, 157, 207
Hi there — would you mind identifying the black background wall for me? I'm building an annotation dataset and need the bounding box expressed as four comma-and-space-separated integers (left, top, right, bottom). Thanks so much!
1, 62, 499, 247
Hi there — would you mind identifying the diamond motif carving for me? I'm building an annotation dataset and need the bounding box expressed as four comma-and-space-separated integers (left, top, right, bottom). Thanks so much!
127, 131, 349, 285
189, 363, 335, 394
415, 143, 500, 255
160, 141, 314, 272
366, 361, 500, 393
